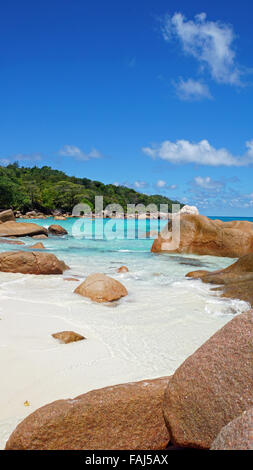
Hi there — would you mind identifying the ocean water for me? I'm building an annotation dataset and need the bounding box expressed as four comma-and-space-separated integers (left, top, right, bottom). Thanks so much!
0, 216, 251, 448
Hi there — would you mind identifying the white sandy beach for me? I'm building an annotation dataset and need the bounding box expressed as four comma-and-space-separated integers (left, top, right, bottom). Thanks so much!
0, 247, 249, 448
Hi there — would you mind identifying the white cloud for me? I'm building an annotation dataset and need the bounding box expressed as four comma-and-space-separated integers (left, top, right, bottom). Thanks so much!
246, 140, 253, 157
185, 175, 253, 210
155, 180, 178, 191
162, 12, 242, 85
193, 176, 224, 190
134, 181, 149, 189
59, 145, 103, 161
142, 139, 253, 167
156, 179, 167, 188
174, 78, 212, 101
120, 181, 149, 191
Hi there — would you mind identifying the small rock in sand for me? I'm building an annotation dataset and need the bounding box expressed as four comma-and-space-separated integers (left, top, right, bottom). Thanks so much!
52, 331, 86, 344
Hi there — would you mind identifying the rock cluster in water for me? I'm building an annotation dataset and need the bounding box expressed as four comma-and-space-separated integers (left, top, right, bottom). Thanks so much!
152, 213, 253, 258
0, 210, 69, 239
0, 221, 48, 238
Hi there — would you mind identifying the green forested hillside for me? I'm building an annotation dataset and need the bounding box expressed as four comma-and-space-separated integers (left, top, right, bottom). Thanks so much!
0, 163, 181, 213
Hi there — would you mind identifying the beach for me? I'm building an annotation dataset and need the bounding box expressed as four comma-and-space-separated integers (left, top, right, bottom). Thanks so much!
0, 217, 249, 448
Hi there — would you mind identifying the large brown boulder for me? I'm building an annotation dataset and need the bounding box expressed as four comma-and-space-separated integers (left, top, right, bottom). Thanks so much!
152, 213, 253, 257
5, 377, 170, 450
75, 273, 128, 302
48, 224, 68, 236
0, 251, 69, 275
163, 311, 253, 449
0, 209, 15, 223
211, 408, 253, 450
52, 331, 86, 344
187, 253, 253, 283
186, 254, 253, 307
0, 221, 48, 238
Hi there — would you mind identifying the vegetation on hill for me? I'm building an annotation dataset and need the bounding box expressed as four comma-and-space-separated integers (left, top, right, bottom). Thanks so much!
0, 163, 181, 214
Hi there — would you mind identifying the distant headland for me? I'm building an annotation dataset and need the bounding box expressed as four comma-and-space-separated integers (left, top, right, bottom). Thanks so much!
0, 163, 182, 216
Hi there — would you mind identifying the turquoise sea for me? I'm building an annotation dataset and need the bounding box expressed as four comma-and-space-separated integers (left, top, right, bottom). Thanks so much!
5, 215, 252, 274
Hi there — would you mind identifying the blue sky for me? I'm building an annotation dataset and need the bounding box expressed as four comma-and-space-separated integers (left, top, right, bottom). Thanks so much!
0, 0, 253, 216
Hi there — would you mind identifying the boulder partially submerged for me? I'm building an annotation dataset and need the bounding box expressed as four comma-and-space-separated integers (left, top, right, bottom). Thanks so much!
0, 221, 48, 238
48, 225, 68, 236
186, 254, 253, 306
163, 310, 253, 449
5, 377, 170, 450
152, 213, 253, 258
74, 273, 128, 302
0, 251, 69, 275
